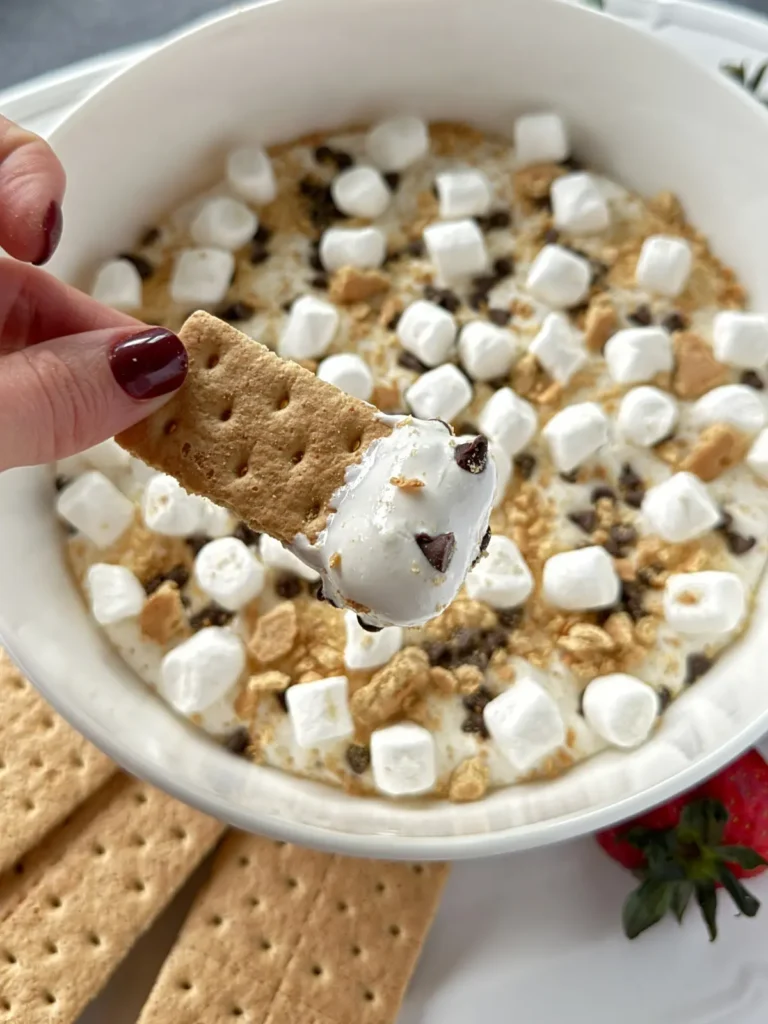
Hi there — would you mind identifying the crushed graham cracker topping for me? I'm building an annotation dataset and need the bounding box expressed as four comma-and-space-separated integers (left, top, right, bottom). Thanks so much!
139, 582, 190, 645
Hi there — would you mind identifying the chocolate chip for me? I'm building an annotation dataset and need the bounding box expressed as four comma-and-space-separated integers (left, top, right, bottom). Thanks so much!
472, 273, 498, 295
398, 350, 429, 373
661, 310, 687, 333
478, 209, 512, 231
118, 252, 154, 280
140, 226, 160, 246
313, 144, 335, 164
461, 712, 489, 739
496, 607, 524, 630
468, 291, 487, 311
455, 435, 489, 474
561, 156, 584, 171
656, 686, 672, 712
462, 686, 494, 713
628, 304, 653, 327
423, 285, 461, 313
357, 616, 382, 633
224, 728, 250, 756
637, 563, 663, 587
314, 145, 353, 171
480, 627, 507, 654
453, 628, 481, 658
308, 249, 324, 272
685, 652, 712, 686
346, 744, 371, 774
406, 238, 425, 257
717, 509, 734, 532
275, 689, 289, 713
383, 172, 401, 191
464, 648, 491, 672
620, 580, 646, 622
619, 463, 645, 508
543, 227, 560, 244
54, 474, 70, 492
424, 640, 452, 667
415, 532, 456, 573
488, 307, 511, 326
250, 242, 270, 265
185, 534, 210, 557
310, 273, 329, 290
560, 469, 580, 484
514, 453, 537, 481
253, 224, 273, 245
568, 509, 598, 535
189, 603, 234, 630
275, 573, 303, 599
610, 523, 638, 547
300, 177, 343, 229
623, 488, 645, 509
144, 564, 189, 596
590, 485, 616, 504
217, 301, 255, 323
493, 256, 514, 279
724, 530, 757, 556
741, 369, 765, 390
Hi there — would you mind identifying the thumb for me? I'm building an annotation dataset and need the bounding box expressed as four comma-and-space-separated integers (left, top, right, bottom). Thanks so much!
0, 326, 188, 470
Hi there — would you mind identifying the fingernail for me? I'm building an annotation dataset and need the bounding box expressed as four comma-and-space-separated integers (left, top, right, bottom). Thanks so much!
109, 327, 188, 401
32, 201, 63, 266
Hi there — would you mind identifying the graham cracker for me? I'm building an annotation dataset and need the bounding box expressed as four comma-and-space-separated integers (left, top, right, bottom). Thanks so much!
0, 649, 115, 876
136, 832, 449, 1024
117, 311, 391, 543
0, 773, 225, 1024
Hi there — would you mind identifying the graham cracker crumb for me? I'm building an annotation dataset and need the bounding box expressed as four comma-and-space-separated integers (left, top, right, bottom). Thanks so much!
350, 647, 430, 728
514, 162, 565, 209
248, 601, 298, 664
557, 622, 617, 655
681, 422, 750, 482
379, 294, 403, 327
678, 590, 699, 605
390, 476, 425, 490
99, 515, 191, 585
139, 582, 190, 645
584, 295, 618, 353
329, 266, 390, 305
428, 666, 458, 694
672, 331, 728, 399
454, 664, 485, 695
448, 756, 489, 803
235, 670, 291, 719
370, 380, 402, 412
329, 552, 342, 569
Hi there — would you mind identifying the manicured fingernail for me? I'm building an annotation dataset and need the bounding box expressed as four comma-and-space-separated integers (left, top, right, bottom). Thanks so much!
32, 200, 63, 266
109, 327, 188, 401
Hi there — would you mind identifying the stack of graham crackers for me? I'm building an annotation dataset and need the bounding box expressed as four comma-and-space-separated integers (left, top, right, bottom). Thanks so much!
0, 649, 448, 1024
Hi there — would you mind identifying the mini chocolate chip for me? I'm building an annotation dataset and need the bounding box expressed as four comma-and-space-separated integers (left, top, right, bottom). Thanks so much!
724, 530, 757, 556
253, 224, 273, 245
275, 573, 303, 599
492, 256, 514, 279
398, 350, 429, 373
54, 474, 70, 492
472, 273, 498, 295
144, 564, 190, 597
310, 273, 329, 289
189, 603, 234, 630
590, 485, 616, 504
589, 259, 610, 283
282, 298, 295, 312
415, 532, 456, 573
637, 563, 663, 586
118, 252, 154, 280
610, 523, 638, 547
486, 210, 512, 230
140, 226, 160, 246
185, 534, 210, 557
623, 488, 645, 509
250, 242, 270, 265
560, 469, 580, 484
717, 509, 734, 532
619, 463, 645, 507
233, 522, 261, 546
313, 144, 335, 164
461, 712, 489, 738
543, 227, 560, 244
514, 453, 537, 480
357, 616, 382, 633
463, 648, 490, 671
224, 728, 250, 756
740, 369, 765, 390
480, 627, 507, 653
656, 686, 673, 712
453, 628, 481, 658
383, 172, 401, 191
620, 580, 646, 622
217, 301, 255, 323
567, 509, 598, 535
661, 310, 688, 333
346, 744, 371, 774
561, 156, 584, 171
275, 689, 289, 713
462, 686, 494, 713
406, 238, 425, 257
423, 640, 452, 667
468, 291, 487, 311
628, 304, 653, 327
685, 652, 712, 686
308, 251, 324, 272
433, 288, 461, 313
496, 607, 524, 630
455, 435, 489, 474
488, 307, 511, 326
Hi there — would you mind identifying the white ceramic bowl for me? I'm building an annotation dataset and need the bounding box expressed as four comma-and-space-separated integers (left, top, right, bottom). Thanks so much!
3, 0, 768, 859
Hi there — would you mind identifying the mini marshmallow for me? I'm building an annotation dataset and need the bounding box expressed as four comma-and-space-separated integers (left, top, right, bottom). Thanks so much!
484, 675, 566, 772
489, 441, 512, 508
641, 472, 721, 543
713, 311, 768, 368
436, 169, 493, 220
170, 248, 235, 306
82, 439, 132, 475
617, 386, 678, 447
513, 112, 569, 167
197, 497, 235, 538
529, 312, 587, 385
582, 674, 659, 749
397, 300, 457, 367
635, 235, 692, 297
526, 245, 591, 309
190, 196, 258, 251
317, 353, 374, 401
458, 321, 519, 382
160, 627, 245, 714
542, 546, 620, 611
465, 535, 533, 608
365, 116, 429, 171
663, 571, 746, 635
405, 363, 473, 422
344, 611, 404, 670
259, 533, 320, 582
86, 564, 145, 625
747, 428, 768, 480
478, 387, 537, 457
279, 295, 339, 360
542, 402, 609, 473
56, 471, 134, 548
286, 675, 354, 748
604, 326, 673, 385
91, 259, 142, 310
319, 227, 387, 272
226, 145, 277, 205
142, 473, 204, 537
423, 219, 489, 283
194, 537, 266, 611
331, 166, 391, 219
551, 172, 609, 234
691, 384, 766, 435
370, 722, 436, 796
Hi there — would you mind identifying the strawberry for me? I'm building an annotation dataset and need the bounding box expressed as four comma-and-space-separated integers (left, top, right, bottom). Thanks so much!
597, 749, 768, 940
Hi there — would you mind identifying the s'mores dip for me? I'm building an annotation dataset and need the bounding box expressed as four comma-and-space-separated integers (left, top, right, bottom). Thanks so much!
56, 114, 768, 803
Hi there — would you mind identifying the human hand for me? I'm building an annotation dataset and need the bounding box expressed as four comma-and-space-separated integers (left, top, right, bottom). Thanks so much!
0, 115, 188, 472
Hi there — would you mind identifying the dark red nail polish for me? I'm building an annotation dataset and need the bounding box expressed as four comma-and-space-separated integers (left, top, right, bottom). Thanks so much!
109, 327, 188, 401
32, 201, 63, 266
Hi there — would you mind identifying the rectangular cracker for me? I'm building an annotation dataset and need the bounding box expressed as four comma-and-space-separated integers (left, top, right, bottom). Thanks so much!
0, 773, 225, 1024
0, 649, 115, 875
117, 311, 391, 544
136, 831, 448, 1024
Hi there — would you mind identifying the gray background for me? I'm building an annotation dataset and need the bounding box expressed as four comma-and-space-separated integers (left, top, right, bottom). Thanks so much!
2, 0, 768, 91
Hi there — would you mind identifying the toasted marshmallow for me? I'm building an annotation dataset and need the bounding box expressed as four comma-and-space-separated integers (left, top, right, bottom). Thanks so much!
142, 473, 204, 537
542, 546, 620, 611
279, 295, 340, 360
319, 227, 387, 272
641, 472, 720, 543
604, 326, 673, 385
91, 259, 143, 310
194, 537, 266, 611
465, 535, 533, 608
317, 353, 373, 401
160, 627, 245, 714
365, 116, 429, 171
691, 384, 766, 435
331, 166, 391, 219
747, 428, 768, 480
405, 363, 473, 421
344, 612, 404, 670
513, 112, 569, 167
542, 402, 609, 473
423, 219, 489, 283
286, 676, 354, 748
86, 564, 146, 625
478, 387, 537, 457
529, 312, 587, 385
370, 722, 436, 796
436, 169, 493, 219
484, 675, 566, 771
582, 674, 659, 749
259, 533, 320, 582
397, 300, 457, 367
56, 471, 134, 548
663, 571, 746, 635
636, 235, 692, 297
526, 245, 591, 309
458, 321, 519, 382
713, 311, 768, 368
226, 145, 277, 205
82, 439, 132, 475
170, 248, 235, 306
617, 386, 678, 447
489, 441, 512, 508
190, 196, 258, 251
551, 172, 609, 234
